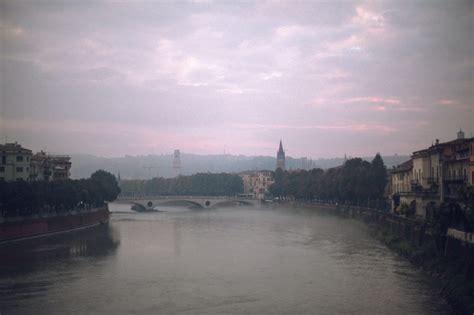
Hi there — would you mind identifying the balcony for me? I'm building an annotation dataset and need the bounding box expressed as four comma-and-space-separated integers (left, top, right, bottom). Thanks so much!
444, 175, 467, 183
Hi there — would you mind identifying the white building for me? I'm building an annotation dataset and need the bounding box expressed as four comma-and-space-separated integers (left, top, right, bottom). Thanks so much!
30, 151, 72, 181
0, 142, 33, 181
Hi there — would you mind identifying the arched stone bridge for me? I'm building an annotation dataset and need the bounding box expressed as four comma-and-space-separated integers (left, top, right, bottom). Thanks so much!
115, 196, 260, 211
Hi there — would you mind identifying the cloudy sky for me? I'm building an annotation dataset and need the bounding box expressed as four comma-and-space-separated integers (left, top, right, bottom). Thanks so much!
1, 0, 473, 158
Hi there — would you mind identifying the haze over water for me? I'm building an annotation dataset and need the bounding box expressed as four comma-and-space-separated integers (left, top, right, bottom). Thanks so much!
0, 204, 450, 314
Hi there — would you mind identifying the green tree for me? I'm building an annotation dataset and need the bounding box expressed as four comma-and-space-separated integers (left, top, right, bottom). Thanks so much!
269, 168, 287, 198
370, 153, 387, 200
91, 170, 121, 202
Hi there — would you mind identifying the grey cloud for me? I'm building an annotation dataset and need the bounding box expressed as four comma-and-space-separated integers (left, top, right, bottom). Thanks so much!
1, 0, 472, 158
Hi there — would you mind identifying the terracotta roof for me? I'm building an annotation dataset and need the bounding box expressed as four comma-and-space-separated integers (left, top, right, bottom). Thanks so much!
392, 159, 413, 173
413, 136, 473, 155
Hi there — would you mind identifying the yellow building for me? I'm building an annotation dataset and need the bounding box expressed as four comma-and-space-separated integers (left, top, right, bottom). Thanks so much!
390, 130, 473, 218
239, 170, 274, 200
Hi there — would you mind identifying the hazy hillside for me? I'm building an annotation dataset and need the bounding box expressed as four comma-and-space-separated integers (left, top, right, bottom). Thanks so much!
70, 153, 411, 179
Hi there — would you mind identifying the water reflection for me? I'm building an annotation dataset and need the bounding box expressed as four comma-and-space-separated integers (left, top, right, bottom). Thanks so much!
0, 225, 119, 277
0, 224, 120, 312
0, 205, 451, 314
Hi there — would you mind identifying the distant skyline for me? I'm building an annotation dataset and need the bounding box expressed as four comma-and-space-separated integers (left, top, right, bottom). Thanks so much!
1, 1, 473, 159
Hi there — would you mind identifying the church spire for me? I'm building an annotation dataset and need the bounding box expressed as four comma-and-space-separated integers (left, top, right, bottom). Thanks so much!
276, 140, 286, 170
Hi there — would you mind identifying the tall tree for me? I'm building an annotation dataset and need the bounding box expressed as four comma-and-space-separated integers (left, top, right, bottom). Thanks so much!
370, 153, 387, 200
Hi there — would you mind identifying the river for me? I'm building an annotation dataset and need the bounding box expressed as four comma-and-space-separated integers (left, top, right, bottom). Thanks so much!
0, 203, 451, 314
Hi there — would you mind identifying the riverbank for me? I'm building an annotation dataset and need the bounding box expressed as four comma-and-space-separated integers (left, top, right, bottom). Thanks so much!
287, 202, 474, 314
371, 227, 473, 314
0, 206, 110, 242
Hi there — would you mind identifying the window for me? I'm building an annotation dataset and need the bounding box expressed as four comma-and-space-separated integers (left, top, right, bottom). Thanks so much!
464, 169, 467, 180
0, 166, 4, 172
16, 156, 23, 162
1, 156, 5, 164
27, 156, 30, 162
16, 167, 23, 172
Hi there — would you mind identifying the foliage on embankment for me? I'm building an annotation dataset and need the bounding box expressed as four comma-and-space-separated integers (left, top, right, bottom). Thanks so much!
270, 154, 387, 206
119, 172, 243, 196
0, 170, 120, 217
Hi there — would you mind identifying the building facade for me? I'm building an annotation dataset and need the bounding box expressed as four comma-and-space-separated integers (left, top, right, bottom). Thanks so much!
276, 140, 286, 170
469, 136, 474, 186
239, 170, 274, 200
390, 130, 473, 218
30, 151, 72, 181
391, 159, 413, 197
0, 142, 32, 181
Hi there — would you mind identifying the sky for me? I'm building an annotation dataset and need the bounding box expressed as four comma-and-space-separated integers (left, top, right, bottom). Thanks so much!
0, 0, 473, 159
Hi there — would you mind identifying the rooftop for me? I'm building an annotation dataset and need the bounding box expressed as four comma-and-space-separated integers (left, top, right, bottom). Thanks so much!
392, 159, 413, 174
412, 135, 473, 157
0, 142, 32, 154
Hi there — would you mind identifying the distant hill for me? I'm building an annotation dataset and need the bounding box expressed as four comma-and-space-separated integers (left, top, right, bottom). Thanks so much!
70, 153, 411, 179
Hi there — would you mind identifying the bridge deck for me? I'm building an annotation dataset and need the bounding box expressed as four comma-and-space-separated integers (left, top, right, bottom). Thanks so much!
116, 196, 259, 210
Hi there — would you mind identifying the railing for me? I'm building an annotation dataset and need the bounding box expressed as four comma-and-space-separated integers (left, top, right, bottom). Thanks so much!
117, 195, 258, 201
444, 175, 467, 182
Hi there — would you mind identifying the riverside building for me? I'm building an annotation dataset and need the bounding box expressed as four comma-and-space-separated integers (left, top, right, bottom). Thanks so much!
0, 142, 32, 181
0, 143, 71, 182
30, 151, 72, 181
239, 170, 274, 200
390, 130, 474, 218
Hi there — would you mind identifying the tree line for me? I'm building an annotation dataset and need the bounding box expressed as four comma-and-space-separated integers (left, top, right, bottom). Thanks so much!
0, 170, 120, 217
119, 173, 244, 197
269, 154, 388, 207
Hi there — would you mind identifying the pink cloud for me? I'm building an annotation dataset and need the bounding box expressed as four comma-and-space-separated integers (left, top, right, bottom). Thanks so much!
437, 99, 457, 106
233, 122, 396, 133
372, 106, 386, 111
344, 96, 401, 105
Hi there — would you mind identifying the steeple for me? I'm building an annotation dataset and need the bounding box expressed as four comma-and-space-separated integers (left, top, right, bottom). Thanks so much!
276, 140, 286, 170
278, 139, 283, 152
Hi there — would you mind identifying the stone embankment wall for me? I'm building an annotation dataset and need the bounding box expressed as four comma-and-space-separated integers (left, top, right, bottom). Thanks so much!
298, 202, 473, 255
0, 207, 109, 242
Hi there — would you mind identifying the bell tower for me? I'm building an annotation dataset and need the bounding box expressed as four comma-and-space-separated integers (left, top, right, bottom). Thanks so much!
276, 140, 286, 170
173, 149, 181, 176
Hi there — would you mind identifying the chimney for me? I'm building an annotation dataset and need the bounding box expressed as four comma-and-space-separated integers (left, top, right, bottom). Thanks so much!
457, 129, 465, 140
435, 139, 439, 145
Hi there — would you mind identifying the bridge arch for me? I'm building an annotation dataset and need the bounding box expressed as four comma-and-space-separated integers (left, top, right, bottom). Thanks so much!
117, 196, 259, 212
153, 199, 204, 209
211, 200, 254, 208
131, 203, 148, 212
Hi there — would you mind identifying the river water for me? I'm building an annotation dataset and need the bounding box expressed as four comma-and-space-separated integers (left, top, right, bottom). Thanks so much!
0, 203, 451, 314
